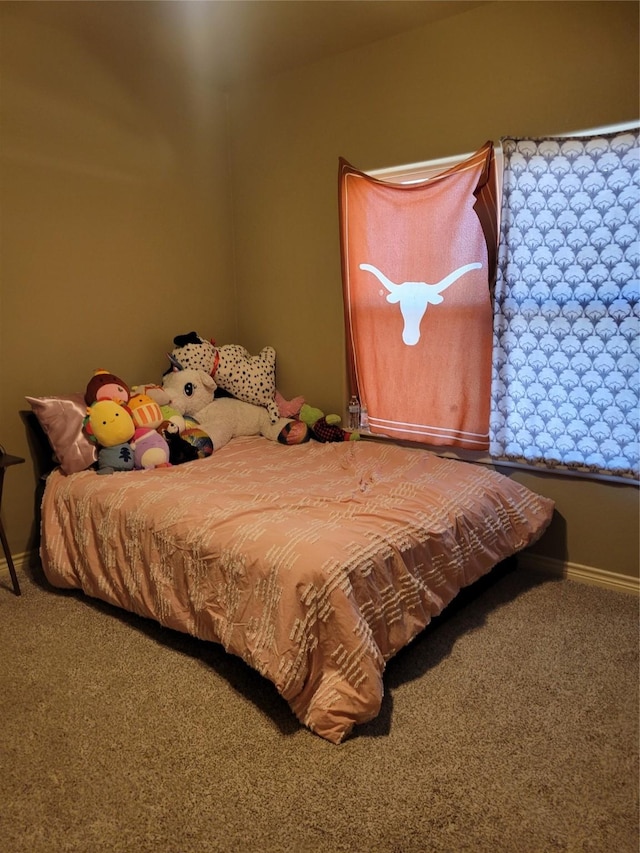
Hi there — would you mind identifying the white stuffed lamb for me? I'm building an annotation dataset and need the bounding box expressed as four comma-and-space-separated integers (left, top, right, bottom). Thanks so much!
162, 368, 309, 451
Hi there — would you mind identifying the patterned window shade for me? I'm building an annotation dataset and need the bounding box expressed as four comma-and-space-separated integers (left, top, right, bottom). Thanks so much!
490, 128, 639, 480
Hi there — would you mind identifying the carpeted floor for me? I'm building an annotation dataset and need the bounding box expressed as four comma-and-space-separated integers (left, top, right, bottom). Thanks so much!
1, 562, 638, 853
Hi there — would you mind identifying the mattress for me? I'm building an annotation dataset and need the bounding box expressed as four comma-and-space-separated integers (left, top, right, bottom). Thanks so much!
40, 435, 554, 742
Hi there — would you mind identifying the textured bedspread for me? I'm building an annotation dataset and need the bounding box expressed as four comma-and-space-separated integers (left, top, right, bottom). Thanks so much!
41, 436, 554, 742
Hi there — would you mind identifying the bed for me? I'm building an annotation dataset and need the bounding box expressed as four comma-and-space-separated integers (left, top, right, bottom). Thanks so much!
40, 434, 554, 743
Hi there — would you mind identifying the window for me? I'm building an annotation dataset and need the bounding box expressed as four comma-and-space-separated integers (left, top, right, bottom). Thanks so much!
340, 124, 639, 482
491, 126, 639, 481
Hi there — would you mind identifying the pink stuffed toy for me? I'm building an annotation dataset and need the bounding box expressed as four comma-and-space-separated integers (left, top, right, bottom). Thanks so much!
275, 390, 305, 418
131, 427, 171, 470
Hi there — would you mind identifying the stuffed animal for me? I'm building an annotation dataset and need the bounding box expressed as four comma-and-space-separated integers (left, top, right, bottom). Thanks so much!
127, 393, 164, 431
169, 332, 217, 374
131, 426, 171, 470
162, 367, 309, 451
275, 389, 305, 418
131, 383, 171, 406
169, 332, 281, 423
130, 384, 187, 434
94, 443, 135, 475
179, 426, 214, 458
159, 405, 186, 433
85, 369, 130, 406
158, 421, 200, 465
82, 400, 136, 474
299, 404, 359, 443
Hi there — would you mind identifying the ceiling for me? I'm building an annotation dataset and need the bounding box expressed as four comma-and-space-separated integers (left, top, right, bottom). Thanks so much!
10, 1, 489, 90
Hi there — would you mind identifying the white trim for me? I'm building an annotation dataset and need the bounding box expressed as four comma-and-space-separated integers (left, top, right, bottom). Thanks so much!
556, 119, 640, 137
489, 457, 639, 488
369, 120, 640, 180
360, 433, 639, 486
370, 144, 504, 193
0, 550, 34, 587
518, 551, 640, 596
371, 150, 476, 183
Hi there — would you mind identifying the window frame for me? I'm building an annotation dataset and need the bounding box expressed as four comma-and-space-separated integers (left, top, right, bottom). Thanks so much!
358, 121, 639, 486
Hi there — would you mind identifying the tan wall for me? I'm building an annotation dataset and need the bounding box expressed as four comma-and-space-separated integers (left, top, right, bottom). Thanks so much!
227, 1, 640, 577
0, 4, 237, 557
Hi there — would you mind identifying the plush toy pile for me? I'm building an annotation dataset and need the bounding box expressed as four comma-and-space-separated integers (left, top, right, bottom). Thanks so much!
83, 370, 176, 474
80, 334, 358, 474
161, 367, 309, 451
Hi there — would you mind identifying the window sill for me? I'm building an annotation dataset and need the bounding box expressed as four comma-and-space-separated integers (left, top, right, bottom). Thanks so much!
359, 432, 638, 487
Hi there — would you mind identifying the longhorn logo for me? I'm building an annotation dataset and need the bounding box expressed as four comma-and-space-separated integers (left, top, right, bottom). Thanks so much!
359, 262, 483, 345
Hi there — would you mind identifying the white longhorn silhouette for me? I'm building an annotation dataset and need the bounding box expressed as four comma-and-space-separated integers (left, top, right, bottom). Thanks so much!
359, 262, 483, 345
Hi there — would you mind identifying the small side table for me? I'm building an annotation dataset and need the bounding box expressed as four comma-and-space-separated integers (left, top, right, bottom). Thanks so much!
0, 453, 25, 596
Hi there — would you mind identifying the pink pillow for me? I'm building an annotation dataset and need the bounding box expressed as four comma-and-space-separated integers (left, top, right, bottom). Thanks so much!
26, 393, 97, 474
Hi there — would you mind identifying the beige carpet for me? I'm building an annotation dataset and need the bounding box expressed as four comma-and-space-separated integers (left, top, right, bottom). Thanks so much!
1, 562, 638, 853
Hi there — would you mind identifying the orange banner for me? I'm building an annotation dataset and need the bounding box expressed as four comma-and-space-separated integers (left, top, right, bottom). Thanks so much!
339, 143, 499, 450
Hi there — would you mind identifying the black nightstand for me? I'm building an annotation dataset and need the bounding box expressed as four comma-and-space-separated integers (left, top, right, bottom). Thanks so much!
1, 453, 25, 596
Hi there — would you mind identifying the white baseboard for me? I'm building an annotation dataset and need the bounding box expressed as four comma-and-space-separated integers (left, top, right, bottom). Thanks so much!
0, 550, 34, 585
0, 550, 33, 571
2, 549, 638, 596
519, 551, 640, 595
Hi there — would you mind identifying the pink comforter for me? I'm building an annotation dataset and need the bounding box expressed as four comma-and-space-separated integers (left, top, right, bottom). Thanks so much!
41, 436, 554, 743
